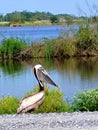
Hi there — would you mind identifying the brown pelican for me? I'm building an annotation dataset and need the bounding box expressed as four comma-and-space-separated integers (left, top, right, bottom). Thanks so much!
17, 64, 58, 114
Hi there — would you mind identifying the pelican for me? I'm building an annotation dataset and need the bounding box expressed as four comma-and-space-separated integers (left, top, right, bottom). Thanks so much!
17, 64, 58, 114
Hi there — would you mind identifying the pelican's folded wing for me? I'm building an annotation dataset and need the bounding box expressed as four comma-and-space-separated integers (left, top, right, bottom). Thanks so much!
17, 91, 45, 114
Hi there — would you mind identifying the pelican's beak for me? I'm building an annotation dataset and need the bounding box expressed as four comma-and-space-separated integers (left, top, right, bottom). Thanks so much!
34, 64, 60, 89
38, 66, 59, 88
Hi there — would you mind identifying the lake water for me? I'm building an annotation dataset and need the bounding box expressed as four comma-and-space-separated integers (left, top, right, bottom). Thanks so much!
0, 25, 78, 44
0, 25, 98, 102
0, 25, 62, 44
0, 58, 98, 102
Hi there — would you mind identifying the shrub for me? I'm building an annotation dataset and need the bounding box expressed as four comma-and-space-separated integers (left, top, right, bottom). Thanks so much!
72, 89, 98, 111
0, 37, 27, 58
0, 96, 19, 114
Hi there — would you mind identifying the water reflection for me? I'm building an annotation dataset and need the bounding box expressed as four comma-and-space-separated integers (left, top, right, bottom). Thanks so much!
0, 58, 98, 102
0, 60, 24, 75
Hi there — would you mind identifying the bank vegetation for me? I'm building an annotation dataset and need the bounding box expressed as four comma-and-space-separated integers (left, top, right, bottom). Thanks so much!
0, 23, 98, 60
0, 87, 98, 114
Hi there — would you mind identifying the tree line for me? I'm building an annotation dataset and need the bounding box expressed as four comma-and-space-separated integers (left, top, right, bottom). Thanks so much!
0, 10, 81, 24
0, 10, 97, 25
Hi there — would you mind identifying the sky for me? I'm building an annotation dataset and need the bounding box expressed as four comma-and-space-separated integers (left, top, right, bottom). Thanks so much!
0, 0, 98, 16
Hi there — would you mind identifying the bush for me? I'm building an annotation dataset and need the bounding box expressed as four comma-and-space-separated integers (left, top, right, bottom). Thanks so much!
0, 37, 27, 59
0, 96, 19, 114
72, 89, 98, 111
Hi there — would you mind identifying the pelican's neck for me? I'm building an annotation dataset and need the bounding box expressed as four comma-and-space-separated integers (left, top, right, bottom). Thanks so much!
34, 67, 44, 91
39, 82, 44, 91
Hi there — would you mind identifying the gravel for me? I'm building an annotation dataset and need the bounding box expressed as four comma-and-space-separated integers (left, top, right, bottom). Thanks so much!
0, 112, 98, 130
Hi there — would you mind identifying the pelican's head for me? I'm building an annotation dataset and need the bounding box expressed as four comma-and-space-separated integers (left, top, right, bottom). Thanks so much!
33, 64, 59, 89
34, 64, 42, 70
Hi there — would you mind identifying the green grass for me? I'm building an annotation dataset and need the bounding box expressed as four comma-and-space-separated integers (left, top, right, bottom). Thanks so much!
0, 22, 10, 27
23, 20, 51, 26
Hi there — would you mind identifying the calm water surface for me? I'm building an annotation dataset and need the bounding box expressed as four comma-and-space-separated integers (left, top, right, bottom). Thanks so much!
0, 25, 78, 44
0, 58, 98, 102
0, 25, 63, 44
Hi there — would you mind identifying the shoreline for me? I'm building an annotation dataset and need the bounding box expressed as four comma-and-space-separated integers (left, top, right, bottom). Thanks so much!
0, 112, 98, 130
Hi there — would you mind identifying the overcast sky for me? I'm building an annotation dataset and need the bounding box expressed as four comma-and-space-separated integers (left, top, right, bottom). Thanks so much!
0, 0, 98, 16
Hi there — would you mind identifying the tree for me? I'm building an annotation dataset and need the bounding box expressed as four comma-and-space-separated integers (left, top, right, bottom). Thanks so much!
11, 11, 22, 23
66, 16, 73, 25
50, 16, 59, 24
0, 14, 3, 21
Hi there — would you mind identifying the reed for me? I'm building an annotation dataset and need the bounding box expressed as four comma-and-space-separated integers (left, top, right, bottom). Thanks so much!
32, 37, 76, 58
76, 24, 98, 50
0, 37, 27, 59
32, 22, 98, 58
